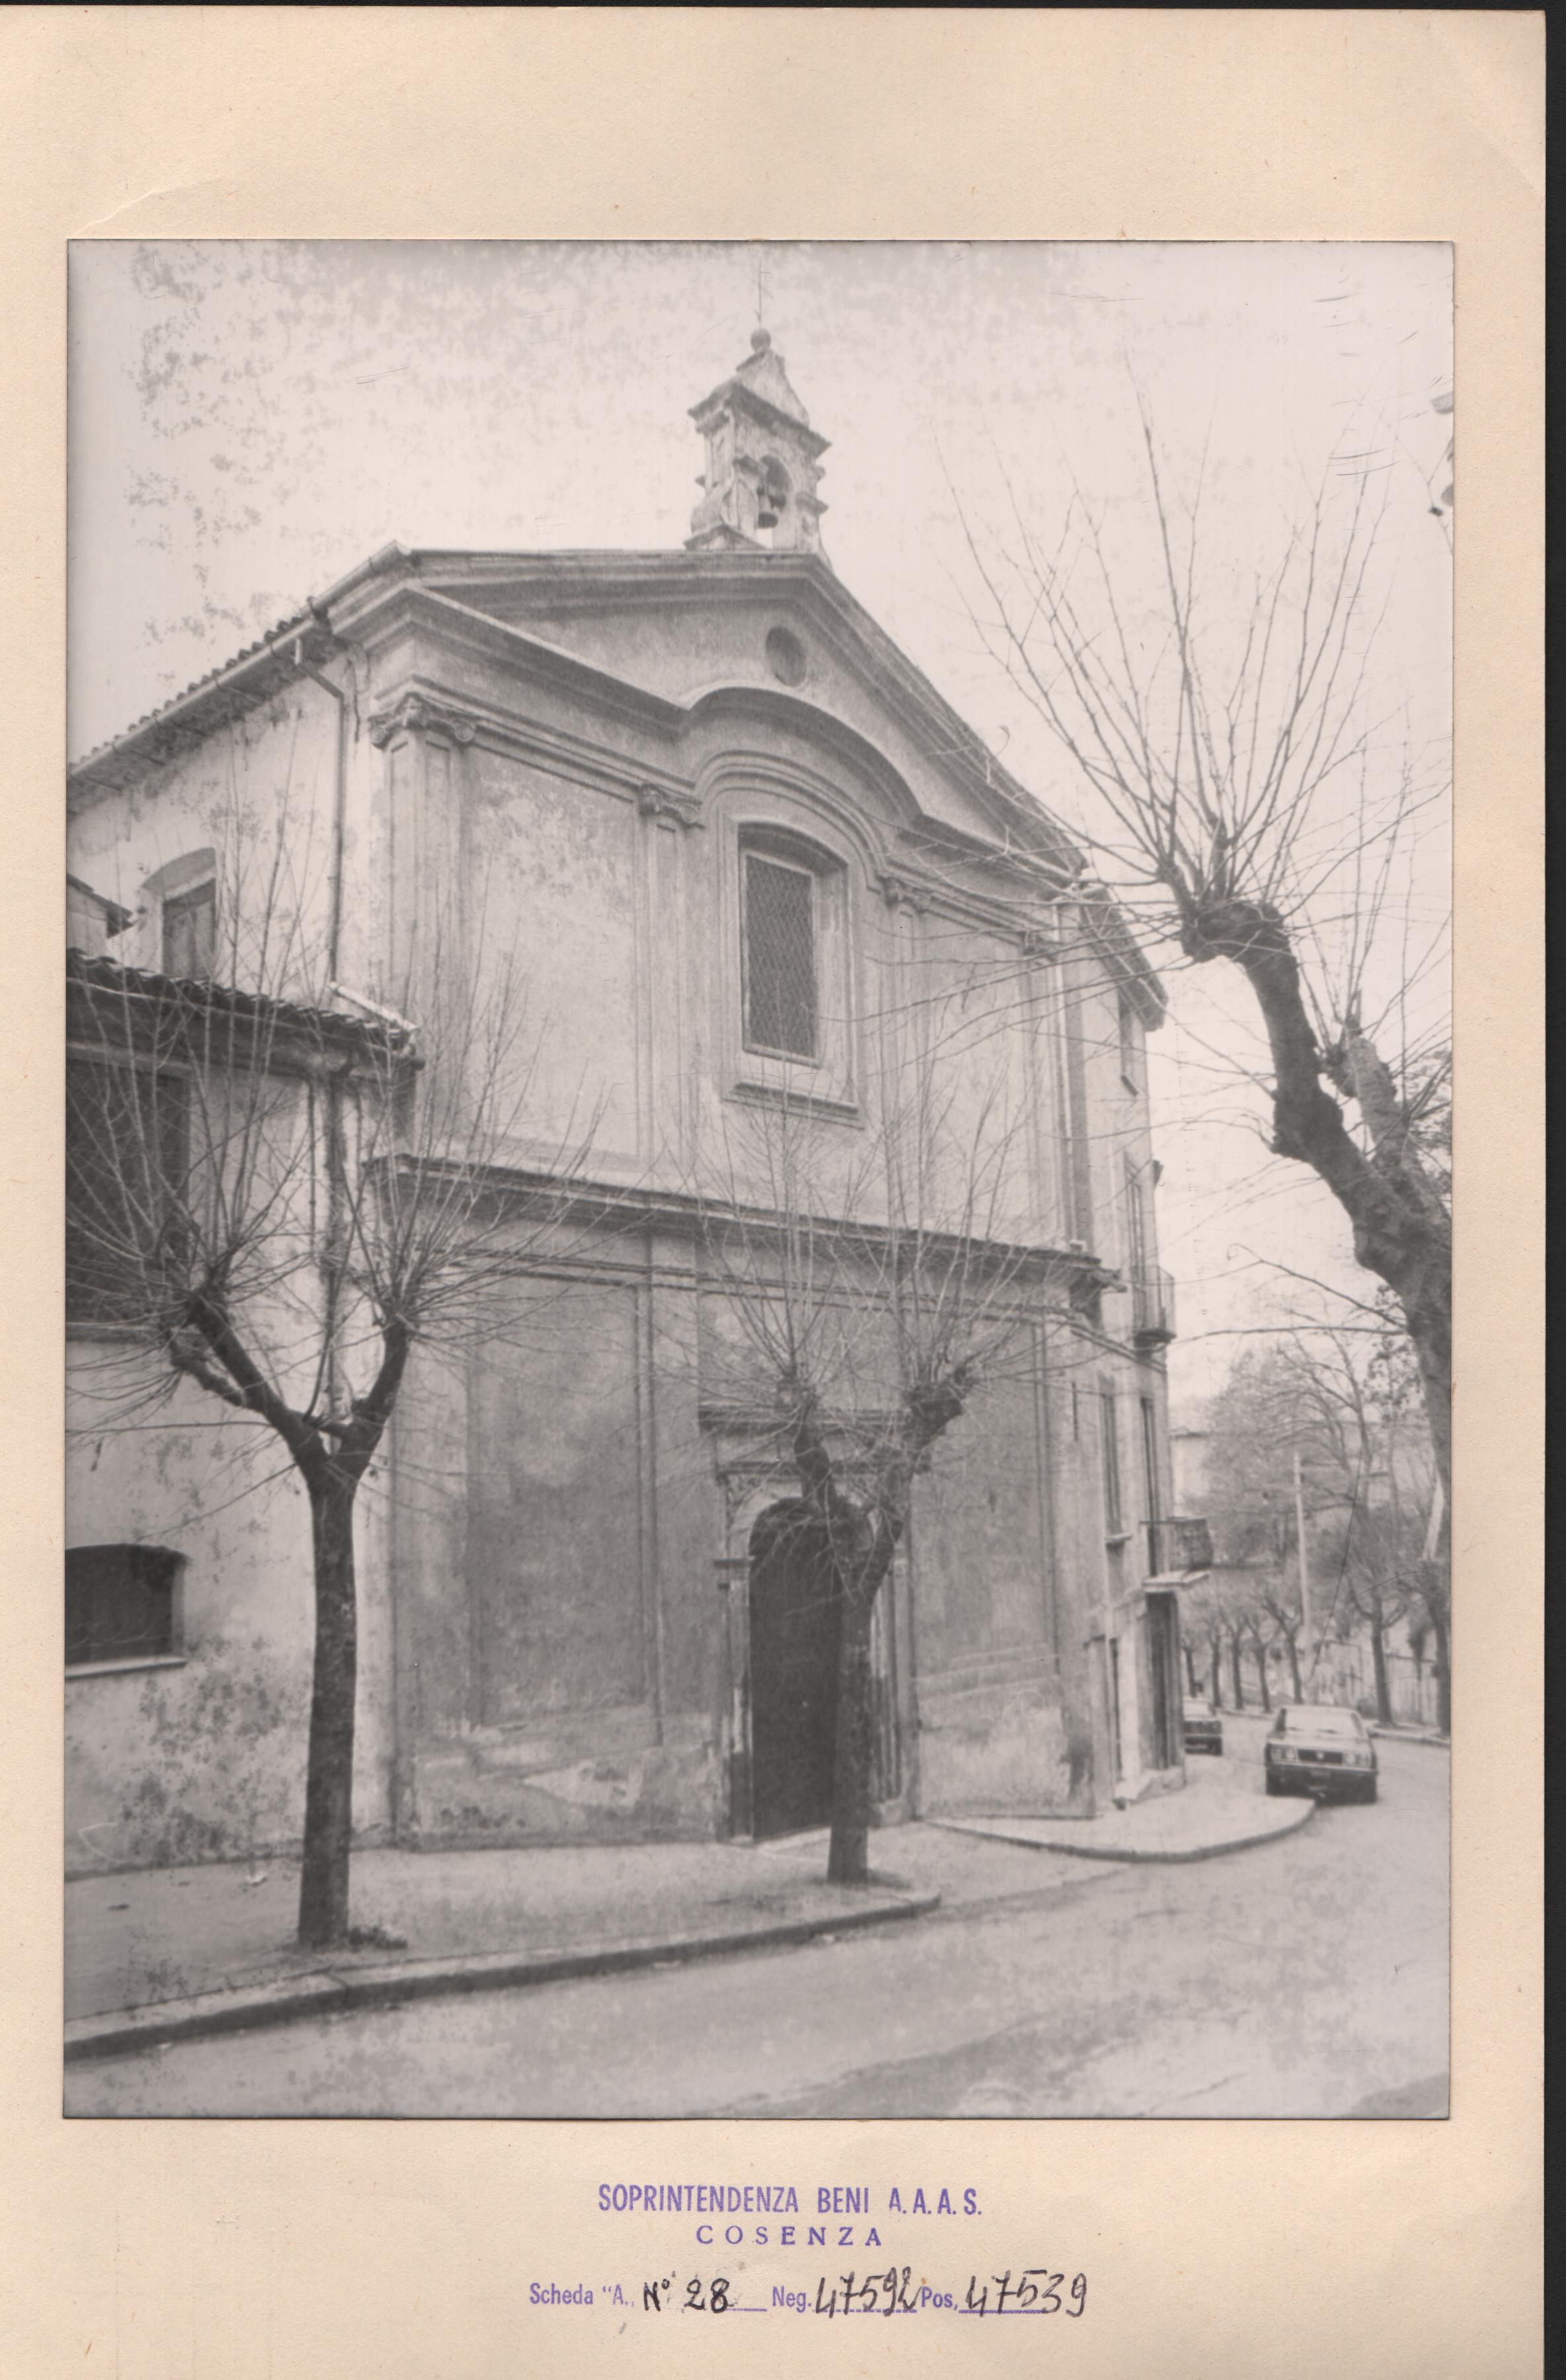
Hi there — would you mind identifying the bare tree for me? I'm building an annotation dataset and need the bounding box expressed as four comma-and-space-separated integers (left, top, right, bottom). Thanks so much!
1204, 1320, 1440, 1722
66, 830, 597, 1948
694, 1073, 1059, 1887
1171, 1564, 1240, 1710
958, 408, 1452, 1521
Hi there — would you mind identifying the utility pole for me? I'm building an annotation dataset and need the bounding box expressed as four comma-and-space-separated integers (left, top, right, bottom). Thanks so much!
1294, 1448, 1315, 1689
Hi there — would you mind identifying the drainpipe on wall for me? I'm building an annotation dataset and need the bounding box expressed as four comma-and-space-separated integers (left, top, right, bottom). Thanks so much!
293, 610, 350, 983
288, 623, 355, 1451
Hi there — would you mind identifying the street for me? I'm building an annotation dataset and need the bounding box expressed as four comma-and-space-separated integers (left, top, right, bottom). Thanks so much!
65, 1723, 1447, 2119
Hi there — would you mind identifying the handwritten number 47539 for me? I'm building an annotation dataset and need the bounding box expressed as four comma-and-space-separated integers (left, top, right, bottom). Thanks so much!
966, 2271, 1087, 2315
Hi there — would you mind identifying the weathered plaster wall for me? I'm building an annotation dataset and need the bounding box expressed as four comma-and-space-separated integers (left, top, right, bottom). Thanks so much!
67, 679, 347, 994
909, 1363, 1081, 1817
64, 578, 1180, 1865
64, 1353, 396, 1873
395, 1248, 726, 1848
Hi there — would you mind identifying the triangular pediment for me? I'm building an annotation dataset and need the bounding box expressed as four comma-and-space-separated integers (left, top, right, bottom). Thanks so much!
402, 547, 1079, 873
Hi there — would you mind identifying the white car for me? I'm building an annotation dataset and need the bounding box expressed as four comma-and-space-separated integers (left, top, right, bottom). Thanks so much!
1263, 1704, 1378, 1803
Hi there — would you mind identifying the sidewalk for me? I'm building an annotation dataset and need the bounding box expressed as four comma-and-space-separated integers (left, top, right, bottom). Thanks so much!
65, 1768, 1307, 2061
69, 1823, 1105, 2062
934, 1745, 1316, 1863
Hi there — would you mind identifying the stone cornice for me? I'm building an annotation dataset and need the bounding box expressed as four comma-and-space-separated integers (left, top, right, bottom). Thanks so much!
364, 675, 695, 814
878, 865, 1062, 953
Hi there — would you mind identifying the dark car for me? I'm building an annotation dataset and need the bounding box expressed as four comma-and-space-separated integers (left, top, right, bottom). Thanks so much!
1264, 1702, 1378, 1802
1182, 1696, 1223, 1756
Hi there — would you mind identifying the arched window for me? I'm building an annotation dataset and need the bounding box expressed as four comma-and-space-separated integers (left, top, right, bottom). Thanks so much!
741, 838, 819, 1061
755, 456, 792, 545
735, 824, 852, 1098
716, 795, 861, 1121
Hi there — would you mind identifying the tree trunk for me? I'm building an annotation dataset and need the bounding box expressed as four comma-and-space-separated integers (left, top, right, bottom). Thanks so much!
1253, 1642, 1271, 1712
1229, 1633, 1245, 1709
1184, 1642, 1199, 1694
1370, 1622, 1393, 1724
1286, 1632, 1303, 1702
827, 1580, 878, 1885
1210, 1632, 1223, 1707
1189, 902, 1452, 1510
298, 1472, 359, 1949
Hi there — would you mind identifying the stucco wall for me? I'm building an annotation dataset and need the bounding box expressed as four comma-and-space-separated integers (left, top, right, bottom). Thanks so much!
65, 1353, 396, 1874
68, 678, 348, 997
64, 575, 1178, 1863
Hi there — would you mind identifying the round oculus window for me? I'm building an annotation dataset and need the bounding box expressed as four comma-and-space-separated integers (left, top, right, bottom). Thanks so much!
765, 626, 808, 688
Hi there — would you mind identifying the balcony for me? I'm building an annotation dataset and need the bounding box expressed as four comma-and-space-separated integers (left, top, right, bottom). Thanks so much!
1130, 1263, 1176, 1347
1145, 1515, 1213, 1576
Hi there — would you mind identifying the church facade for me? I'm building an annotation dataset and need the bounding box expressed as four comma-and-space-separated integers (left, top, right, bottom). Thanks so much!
65, 333, 1196, 1871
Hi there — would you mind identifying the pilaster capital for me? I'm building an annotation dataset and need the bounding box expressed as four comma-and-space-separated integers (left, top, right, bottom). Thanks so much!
637, 783, 704, 830
368, 693, 478, 749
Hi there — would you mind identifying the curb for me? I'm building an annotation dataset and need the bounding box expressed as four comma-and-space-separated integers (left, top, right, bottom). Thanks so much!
933, 1802, 1315, 1866
1368, 1726, 1449, 1749
64, 1888, 940, 2064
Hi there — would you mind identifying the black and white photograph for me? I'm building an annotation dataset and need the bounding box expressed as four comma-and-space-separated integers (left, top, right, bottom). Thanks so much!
63, 238, 1452, 2120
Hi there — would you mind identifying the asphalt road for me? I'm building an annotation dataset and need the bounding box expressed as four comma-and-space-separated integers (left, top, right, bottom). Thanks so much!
65, 1721, 1448, 2119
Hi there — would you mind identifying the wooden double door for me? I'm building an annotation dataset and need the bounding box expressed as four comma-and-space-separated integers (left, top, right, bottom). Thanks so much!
748, 1501, 843, 1839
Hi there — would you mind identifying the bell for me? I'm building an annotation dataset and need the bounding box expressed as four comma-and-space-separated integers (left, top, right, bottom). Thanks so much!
757, 495, 780, 530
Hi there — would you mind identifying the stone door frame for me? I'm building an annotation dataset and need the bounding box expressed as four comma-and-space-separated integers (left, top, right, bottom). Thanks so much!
708, 1437, 911, 1840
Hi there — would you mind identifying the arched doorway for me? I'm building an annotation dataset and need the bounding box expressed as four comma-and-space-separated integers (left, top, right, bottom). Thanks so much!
748, 1499, 841, 1839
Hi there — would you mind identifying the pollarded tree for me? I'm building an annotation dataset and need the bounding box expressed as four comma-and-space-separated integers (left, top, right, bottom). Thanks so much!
959, 404, 1452, 1526
696, 1070, 1064, 1887
66, 823, 597, 1948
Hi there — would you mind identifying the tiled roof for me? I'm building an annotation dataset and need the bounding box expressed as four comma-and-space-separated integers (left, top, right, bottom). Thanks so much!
68, 603, 323, 781
65, 947, 413, 1055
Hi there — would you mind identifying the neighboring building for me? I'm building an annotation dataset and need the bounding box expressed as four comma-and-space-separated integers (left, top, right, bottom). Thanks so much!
65, 331, 1197, 1871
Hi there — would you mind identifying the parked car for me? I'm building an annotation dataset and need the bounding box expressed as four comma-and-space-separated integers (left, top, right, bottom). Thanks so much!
1263, 1703, 1378, 1802
1182, 1696, 1223, 1756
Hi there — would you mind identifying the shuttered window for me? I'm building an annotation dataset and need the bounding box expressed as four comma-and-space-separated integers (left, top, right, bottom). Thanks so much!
66, 1544, 181, 1668
1100, 1391, 1123, 1534
743, 851, 817, 1060
162, 879, 217, 978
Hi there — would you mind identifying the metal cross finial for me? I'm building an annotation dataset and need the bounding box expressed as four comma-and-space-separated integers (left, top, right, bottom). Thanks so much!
756, 250, 767, 329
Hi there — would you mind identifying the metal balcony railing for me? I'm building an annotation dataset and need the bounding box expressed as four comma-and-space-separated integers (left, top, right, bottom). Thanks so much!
1130, 1263, 1176, 1345
1145, 1515, 1214, 1575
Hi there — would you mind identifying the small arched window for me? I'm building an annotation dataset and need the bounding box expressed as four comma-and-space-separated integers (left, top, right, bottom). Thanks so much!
755, 456, 792, 544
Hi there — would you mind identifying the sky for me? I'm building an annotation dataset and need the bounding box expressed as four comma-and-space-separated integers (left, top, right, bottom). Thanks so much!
67, 240, 1452, 1412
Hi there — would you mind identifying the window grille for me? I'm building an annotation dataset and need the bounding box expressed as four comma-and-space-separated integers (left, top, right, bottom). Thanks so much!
66, 1544, 181, 1667
743, 850, 817, 1060
163, 879, 216, 978
65, 1059, 188, 1322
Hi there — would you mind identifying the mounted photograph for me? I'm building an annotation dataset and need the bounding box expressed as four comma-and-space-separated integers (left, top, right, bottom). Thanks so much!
63, 240, 1451, 2117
